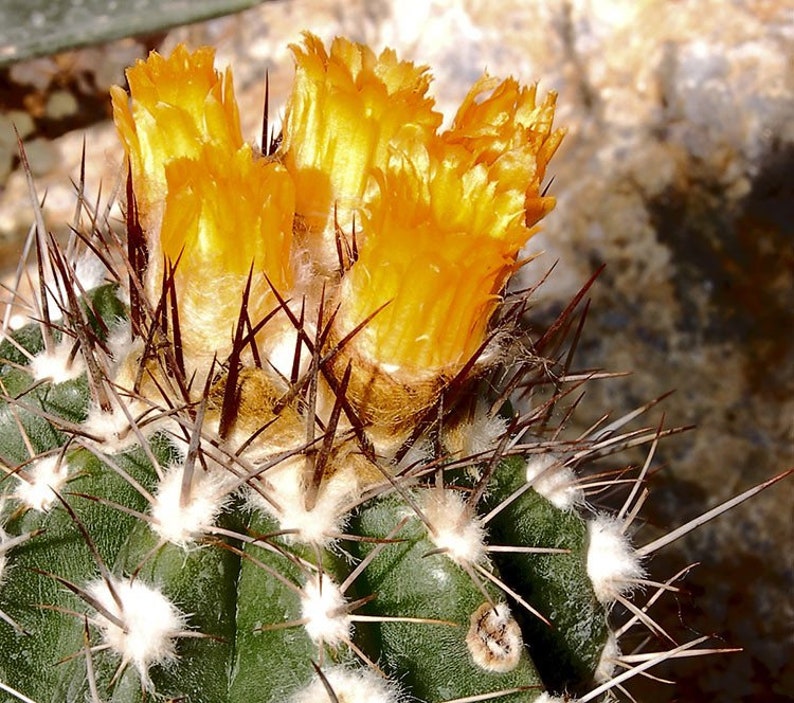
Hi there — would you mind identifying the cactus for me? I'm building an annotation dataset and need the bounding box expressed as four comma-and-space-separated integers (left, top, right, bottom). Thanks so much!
0, 34, 788, 703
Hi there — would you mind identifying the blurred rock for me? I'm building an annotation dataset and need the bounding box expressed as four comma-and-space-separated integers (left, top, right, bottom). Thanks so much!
0, 37, 153, 265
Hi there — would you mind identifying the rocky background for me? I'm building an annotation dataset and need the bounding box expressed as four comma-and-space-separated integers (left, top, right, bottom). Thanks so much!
1, 1, 791, 700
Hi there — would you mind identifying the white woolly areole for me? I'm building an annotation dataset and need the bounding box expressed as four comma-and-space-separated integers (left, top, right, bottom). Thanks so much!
445, 407, 507, 459
466, 602, 523, 673
291, 666, 401, 703
525, 454, 583, 510
422, 489, 486, 566
533, 695, 570, 703
73, 250, 108, 293
300, 574, 351, 646
39, 250, 107, 319
468, 411, 508, 456
82, 394, 151, 453
14, 455, 69, 512
586, 514, 644, 604
80, 330, 168, 453
29, 341, 85, 383
150, 464, 230, 546
595, 629, 621, 684
391, 435, 431, 473
4, 314, 28, 331
105, 321, 136, 364
253, 458, 360, 546
86, 577, 185, 689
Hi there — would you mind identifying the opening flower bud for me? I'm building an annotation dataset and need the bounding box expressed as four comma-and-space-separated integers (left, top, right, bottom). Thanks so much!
157, 143, 294, 362
112, 45, 295, 367
111, 44, 243, 226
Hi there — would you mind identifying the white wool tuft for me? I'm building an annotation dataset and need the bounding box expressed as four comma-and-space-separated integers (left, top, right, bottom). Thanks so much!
264, 321, 313, 386
464, 410, 508, 458
39, 250, 107, 322
5, 314, 28, 331
150, 464, 231, 546
86, 577, 186, 689
29, 341, 85, 384
105, 322, 137, 363
82, 393, 153, 454
422, 489, 486, 566
253, 458, 359, 546
587, 514, 644, 604
73, 250, 109, 293
443, 405, 507, 460
594, 629, 620, 683
14, 455, 69, 512
391, 436, 431, 473
300, 574, 351, 646
525, 454, 583, 510
291, 666, 401, 703
80, 330, 172, 453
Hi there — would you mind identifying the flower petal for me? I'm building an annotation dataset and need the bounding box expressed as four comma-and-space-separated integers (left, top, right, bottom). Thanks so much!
281, 32, 442, 264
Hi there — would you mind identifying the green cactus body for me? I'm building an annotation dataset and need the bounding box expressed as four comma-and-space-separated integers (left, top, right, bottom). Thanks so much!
0, 280, 622, 703
484, 456, 610, 694
350, 491, 545, 702
229, 511, 356, 700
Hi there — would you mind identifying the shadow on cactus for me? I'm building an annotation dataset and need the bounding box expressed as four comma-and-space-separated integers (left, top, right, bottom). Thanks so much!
0, 33, 789, 703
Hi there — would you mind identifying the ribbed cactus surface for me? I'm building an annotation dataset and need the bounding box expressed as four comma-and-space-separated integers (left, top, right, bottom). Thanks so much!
0, 32, 786, 703
0, 287, 615, 702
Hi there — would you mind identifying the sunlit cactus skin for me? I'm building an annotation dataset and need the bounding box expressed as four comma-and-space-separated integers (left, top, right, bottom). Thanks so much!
0, 33, 788, 703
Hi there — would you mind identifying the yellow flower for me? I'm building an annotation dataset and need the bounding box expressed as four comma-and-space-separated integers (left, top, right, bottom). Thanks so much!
111, 44, 243, 221
157, 143, 295, 360
444, 75, 564, 228
111, 44, 294, 363
328, 69, 563, 429
280, 32, 442, 264
109, 35, 564, 435
335, 139, 527, 376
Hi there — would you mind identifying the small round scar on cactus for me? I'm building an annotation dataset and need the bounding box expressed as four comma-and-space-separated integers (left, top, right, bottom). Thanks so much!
466, 602, 524, 673
0, 31, 790, 703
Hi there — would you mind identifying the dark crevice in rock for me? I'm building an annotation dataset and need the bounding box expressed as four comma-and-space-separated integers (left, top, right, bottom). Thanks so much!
648, 144, 794, 399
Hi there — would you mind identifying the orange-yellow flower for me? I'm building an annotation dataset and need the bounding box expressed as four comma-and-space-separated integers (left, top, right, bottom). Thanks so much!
158, 143, 295, 360
335, 137, 530, 382
330, 72, 563, 429
444, 76, 564, 228
109, 35, 564, 433
111, 44, 294, 363
111, 44, 243, 222
280, 32, 442, 264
